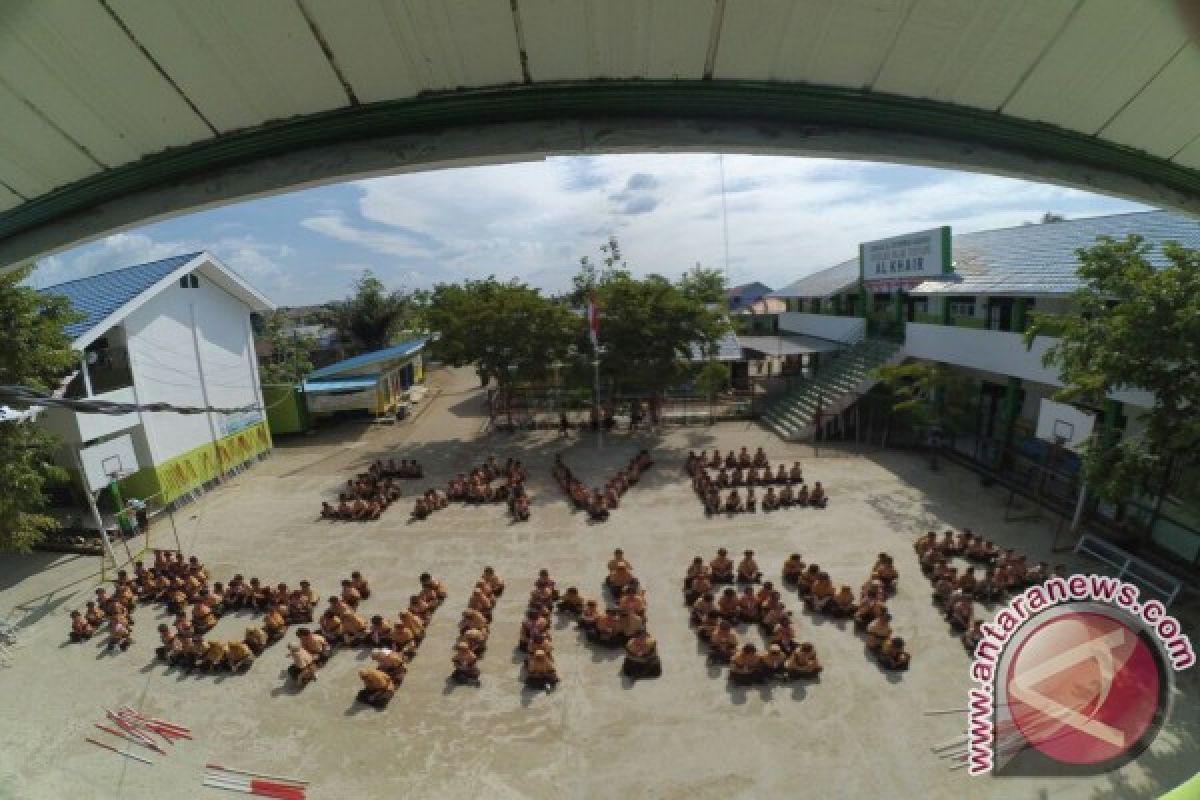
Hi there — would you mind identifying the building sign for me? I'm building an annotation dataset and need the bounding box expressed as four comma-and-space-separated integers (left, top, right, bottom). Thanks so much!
220, 410, 263, 436
861, 226, 952, 288
306, 388, 376, 413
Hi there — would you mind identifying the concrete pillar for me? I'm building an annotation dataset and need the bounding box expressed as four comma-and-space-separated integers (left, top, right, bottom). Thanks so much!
940, 296, 952, 326
1000, 377, 1022, 459
1012, 298, 1029, 333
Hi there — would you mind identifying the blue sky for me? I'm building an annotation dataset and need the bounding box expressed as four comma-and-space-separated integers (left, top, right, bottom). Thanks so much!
32, 154, 1148, 306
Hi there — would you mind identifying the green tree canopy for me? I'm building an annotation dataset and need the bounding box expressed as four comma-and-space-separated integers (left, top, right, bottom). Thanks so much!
1026, 234, 1200, 514
320, 271, 421, 352
257, 311, 315, 385
0, 265, 81, 552
874, 360, 974, 438
677, 266, 728, 305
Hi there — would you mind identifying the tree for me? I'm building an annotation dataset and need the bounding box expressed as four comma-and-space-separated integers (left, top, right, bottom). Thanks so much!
425, 277, 579, 424
0, 265, 82, 552
257, 311, 314, 385
1025, 235, 1200, 534
571, 235, 630, 304
678, 265, 727, 305
320, 271, 420, 352
874, 360, 974, 467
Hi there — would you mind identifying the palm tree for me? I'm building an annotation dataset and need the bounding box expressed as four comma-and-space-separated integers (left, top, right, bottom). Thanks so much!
321, 271, 417, 353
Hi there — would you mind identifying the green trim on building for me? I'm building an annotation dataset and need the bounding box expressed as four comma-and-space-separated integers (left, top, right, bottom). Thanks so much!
264, 385, 310, 435
117, 466, 164, 504
940, 225, 954, 273
6, 81, 1200, 248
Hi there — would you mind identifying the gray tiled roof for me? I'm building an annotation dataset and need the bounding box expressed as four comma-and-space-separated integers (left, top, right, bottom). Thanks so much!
911, 210, 1200, 295
768, 257, 859, 299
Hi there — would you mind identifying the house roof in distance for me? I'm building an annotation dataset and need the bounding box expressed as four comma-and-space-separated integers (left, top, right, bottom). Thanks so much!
725, 281, 772, 299
769, 257, 859, 299
38, 251, 274, 348
307, 337, 428, 380
911, 210, 1200, 295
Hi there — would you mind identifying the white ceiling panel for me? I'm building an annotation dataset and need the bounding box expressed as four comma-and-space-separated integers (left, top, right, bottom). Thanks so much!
307, 0, 522, 102
715, 0, 913, 88
108, 0, 348, 133
0, 183, 21, 214
1102, 45, 1200, 159
522, 0, 713, 81
1004, 0, 1187, 135
0, 0, 211, 168
0, 80, 99, 197
928, 0, 1077, 111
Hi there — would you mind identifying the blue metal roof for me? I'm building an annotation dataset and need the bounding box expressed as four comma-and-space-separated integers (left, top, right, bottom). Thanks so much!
307, 337, 427, 380
302, 377, 379, 393
38, 252, 201, 340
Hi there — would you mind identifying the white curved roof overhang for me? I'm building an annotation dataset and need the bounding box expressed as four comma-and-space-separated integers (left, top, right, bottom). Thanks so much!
3, 0, 1200, 267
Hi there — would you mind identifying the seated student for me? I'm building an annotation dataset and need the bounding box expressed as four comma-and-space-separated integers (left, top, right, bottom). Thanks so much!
956, 566, 979, 596
962, 620, 984, 654
69, 610, 94, 642
106, 614, 133, 652
262, 605, 287, 643
286, 590, 312, 625
778, 483, 795, 508
388, 621, 418, 660
450, 642, 481, 684
735, 586, 761, 624
716, 587, 740, 621
761, 486, 779, 511
736, 550, 762, 584
357, 667, 396, 708
709, 619, 739, 663
244, 626, 268, 657
480, 567, 505, 597
871, 553, 898, 593
769, 464, 784, 485
729, 643, 763, 685
622, 630, 662, 679
704, 486, 721, 516
948, 593, 973, 631
420, 573, 448, 605
684, 572, 712, 607
794, 483, 810, 507
319, 606, 344, 643
511, 491, 532, 521
707, 449, 721, 469
715, 468, 730, 489
830, 585, 857, 618
411, 496, 431, 520
226, 641, 254, 674
606, 561, 634, 596
710, 549, 735, 584
172, 612, 194, 641
689, 589, 716, 624
864, 607, 892, 652
469, 586, 495, 619
459, 608, 490, 639
751, 446, 767, 468
789, 461, 803, 483
722, 450, 736, 470
369, 648, 408, 684
524, 649, 559, 689
199, 639, 229, 673
84, 600, 106, 629
297, 627, 332, 665
974, 567, 1004, 603
578, 600, 600, 634
154, 623, 179, 662
588, 608, 624, 647
398, 609, 425, 643
746, 466, 759, 486
556, 587, 585, 614
683, 555, 708, 590
781, 554, 806, 586
745, 487, 758, 513
724, 489, 743, 513
248, 578, 272, 611
339, 609, 368, 646
178, 634, 205, 672
518, 609, 549, 652
854, 589, 883, 631
731, 467, 746, 487
534, 568, 559, 601
759, 643, 787, 680
338, 580, 362, 611
796, 564, 821, 597
770, 620, 797, 654
878, 636, 911, 671
932, 569, 957, 608
805, 572, 836, 614
619, 587, 646, 620
809, 481, 827, 508
784, 642, 823, 680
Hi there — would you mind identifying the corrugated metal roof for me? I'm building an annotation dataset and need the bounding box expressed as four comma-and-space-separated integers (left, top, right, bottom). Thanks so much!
38, 252, 202, 339
911, 210, 1200, 295
301, 377, 378, 393
307, 337, 427, 379
768, 257, 859, 299
738, 335, 841, 356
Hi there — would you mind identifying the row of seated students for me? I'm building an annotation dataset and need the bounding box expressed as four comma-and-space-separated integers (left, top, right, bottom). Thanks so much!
686, 451, 805, 486
520, 569, 562, 689
696, 481, 827, 514
351, 573, 449, 708
412, 483, 531, 522
553, 450, 653, 522
368, 458, 423, 480
450, 567, 506, 685
693, 447, 774, 471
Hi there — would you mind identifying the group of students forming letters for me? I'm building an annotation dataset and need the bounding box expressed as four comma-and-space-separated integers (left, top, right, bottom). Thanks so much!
914, 529, 1060, 655
320, 458, 423, 521
686, 448, 827, 515
520, 551, 662, 689
552, 450, 654, 522
411, 456, 531, 522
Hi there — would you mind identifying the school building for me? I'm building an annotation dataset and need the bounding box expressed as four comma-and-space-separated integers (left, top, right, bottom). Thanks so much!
36, 252, 274, 530
300, 338, 427, 421
762, 210, 1200, 566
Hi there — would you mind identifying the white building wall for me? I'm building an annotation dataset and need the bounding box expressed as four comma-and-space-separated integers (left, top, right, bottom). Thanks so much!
124, 268, 262, 465
778, 312, 865, 342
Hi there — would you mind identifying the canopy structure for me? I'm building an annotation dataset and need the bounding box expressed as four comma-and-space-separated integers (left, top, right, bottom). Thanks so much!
737, 335, 842, 357
2, 0, 1200, 267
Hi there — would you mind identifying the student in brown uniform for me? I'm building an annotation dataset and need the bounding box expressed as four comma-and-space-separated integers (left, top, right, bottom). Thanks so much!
831, 585, 857, 618
524, 648, 559, 689
286, 643, 317, 688
760, 644, 787, 680
805, 572, 836, 614
69, 610, 94, 642
481, 567, 505, 596
730, 643, 763, 685
709, 619, 739, 663
736, 550, 762, 583
106, 614, 133, 652
244, 625, 268, 656
371, 648, 408, 683
710, 549, 735, 583
622, 630, 662, 679
339, 608, 368, 646
154, 623, 179, 662
879, 636, 911, 670
298, 627, 332, 665
865, 607, 892, 652
450, 642, 480, 684
784, 642, 823, 680
340, 580, 362, 610
557, 587, 585, 614
781, 553, 805, 586
357, 667, 396, 708
762, 486, 779, 511
579, 600, 600, 634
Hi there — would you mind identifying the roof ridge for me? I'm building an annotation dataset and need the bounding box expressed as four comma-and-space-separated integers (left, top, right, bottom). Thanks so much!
953, 209, 1172, 240
38, 251, 203, 293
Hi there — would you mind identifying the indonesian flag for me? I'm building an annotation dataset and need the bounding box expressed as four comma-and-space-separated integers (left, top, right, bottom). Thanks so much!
586, 291, 600, 348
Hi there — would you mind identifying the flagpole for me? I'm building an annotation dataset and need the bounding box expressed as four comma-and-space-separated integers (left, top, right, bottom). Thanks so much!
588, 291, 603, 451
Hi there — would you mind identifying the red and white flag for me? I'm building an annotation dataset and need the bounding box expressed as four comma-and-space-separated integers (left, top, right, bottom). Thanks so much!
586, 291, 600, 349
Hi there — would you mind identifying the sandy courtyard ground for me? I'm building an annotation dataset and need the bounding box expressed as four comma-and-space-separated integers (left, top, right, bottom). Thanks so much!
0, 367, 1196, 800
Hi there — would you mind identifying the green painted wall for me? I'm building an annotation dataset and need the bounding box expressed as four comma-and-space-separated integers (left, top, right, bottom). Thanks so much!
264, 385, 309, 435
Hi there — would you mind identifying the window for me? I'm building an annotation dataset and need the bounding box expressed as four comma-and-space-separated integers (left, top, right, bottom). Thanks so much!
179, 274, 199, 288
948, 296, 975, 318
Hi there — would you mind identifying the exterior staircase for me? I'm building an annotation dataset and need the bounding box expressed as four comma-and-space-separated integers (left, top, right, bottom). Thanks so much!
760, 338, 903, 441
